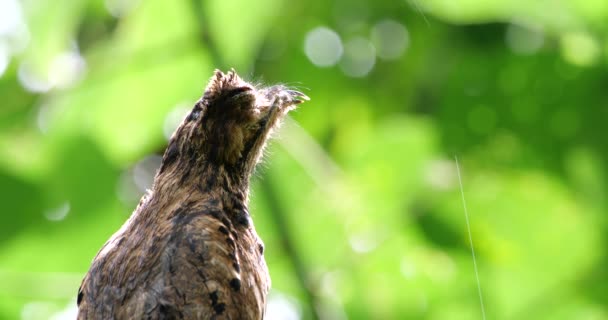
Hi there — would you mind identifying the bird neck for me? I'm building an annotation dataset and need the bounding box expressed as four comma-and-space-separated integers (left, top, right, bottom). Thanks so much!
154, 159, 251, 204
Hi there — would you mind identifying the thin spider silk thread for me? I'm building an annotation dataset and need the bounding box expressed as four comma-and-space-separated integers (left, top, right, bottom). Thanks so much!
455, 156, 487, 320
407, 0, 430, 26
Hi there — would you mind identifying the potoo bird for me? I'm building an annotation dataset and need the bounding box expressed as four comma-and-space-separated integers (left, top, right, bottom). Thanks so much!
77, 69, 309, 319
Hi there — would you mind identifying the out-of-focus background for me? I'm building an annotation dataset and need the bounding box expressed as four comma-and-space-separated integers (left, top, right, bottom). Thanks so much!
1, 0, 607, 319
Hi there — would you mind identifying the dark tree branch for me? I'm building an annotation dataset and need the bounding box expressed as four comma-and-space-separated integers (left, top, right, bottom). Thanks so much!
259, 176, 321, 320
188, 0, 226, 68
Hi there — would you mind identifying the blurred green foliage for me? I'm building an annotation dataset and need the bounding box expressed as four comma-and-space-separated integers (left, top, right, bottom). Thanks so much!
1, 0, 607, 319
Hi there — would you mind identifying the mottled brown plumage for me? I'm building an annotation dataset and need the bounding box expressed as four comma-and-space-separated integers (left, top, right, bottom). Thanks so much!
77, 69, 308, 319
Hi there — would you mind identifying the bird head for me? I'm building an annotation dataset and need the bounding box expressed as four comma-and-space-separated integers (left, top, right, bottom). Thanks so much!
160, 69, 308, 183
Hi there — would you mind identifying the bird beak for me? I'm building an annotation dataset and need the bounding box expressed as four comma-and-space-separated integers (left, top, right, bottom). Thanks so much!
286, 90, 310, 105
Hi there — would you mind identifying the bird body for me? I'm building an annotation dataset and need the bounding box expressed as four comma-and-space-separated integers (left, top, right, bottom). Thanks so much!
77, 70, 308, 319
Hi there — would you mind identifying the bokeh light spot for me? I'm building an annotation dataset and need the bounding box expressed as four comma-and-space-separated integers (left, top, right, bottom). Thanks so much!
18, 61, 52, 93
560, 32, 600, 67
304, 27, 343, 67
505, 23, 544, 55
133, 155, 163, 192
0, 42, 9, 78
44, 202, 70, 222
36, 104, 52, 134
348, 232, 379, 253
339, 37, 376, 78
371, 19, 409, 60
104, 0, 141, 17
265, 292, 302, 320
0, 0, 29, 53
117, 169, 141, 206
400, 257, 417, 279
48, 49, 87, 89
424, 159, 457, 190
21, 301, 59, 320
163, 103, 191, 140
